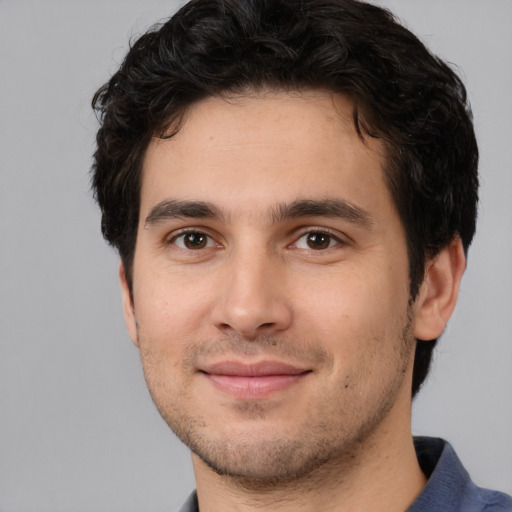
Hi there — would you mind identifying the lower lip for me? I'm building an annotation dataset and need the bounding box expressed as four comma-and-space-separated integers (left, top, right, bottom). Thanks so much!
204, 373, 308, 399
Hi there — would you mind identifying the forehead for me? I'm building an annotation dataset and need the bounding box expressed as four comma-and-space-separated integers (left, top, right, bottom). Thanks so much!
140, 90, 391, 222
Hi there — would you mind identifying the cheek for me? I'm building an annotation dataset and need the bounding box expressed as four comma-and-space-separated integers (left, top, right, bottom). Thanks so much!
134, 269, 213, 342
294, 262, 411, 373
297, 262, 407, 330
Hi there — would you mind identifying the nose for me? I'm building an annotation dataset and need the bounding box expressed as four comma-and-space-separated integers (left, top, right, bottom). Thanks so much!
211, 247, 293, 339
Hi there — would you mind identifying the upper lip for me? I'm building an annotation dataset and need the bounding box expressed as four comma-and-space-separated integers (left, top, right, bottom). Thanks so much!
200, 360, 310, 377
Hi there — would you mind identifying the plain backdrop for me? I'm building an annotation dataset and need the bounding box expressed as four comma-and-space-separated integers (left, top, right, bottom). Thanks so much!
0, 1, 511, 511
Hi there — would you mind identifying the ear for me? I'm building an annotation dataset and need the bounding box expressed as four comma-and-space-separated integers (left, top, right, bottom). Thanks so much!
413, 238, 466, 341
119, 262, 139, 347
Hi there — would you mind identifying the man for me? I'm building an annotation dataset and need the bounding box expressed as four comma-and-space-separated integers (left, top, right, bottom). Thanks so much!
91, 0, 512, 510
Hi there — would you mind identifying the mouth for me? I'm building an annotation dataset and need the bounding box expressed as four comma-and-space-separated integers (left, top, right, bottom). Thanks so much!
199, 360, 312, 399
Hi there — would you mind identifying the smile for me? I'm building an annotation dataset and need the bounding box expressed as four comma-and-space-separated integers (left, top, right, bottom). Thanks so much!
200, 361, 312, 399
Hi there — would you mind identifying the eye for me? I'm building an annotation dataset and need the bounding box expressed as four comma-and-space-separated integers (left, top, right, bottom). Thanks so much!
172, 231, 215, 250
294, 231, 341, 250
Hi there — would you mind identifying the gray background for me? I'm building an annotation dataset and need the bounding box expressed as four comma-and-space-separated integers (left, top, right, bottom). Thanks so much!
0, 0, 511, 510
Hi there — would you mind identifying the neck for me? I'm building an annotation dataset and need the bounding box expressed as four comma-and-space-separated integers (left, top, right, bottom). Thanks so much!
192, 394, 426, 512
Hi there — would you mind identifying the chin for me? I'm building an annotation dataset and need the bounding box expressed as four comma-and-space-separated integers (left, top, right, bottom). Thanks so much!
193, 437, 336, 485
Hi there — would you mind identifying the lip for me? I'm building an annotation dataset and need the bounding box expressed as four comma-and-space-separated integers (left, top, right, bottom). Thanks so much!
200, 360, 311, 399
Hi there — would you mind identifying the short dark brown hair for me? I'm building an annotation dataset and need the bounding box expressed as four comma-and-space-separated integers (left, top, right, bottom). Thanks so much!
92, 0, 478, 397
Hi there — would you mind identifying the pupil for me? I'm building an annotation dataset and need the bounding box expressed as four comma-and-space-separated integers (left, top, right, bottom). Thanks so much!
185, 233, 206, 249
307, 233, 329, 249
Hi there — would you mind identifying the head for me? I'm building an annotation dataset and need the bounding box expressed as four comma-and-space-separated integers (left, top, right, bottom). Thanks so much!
92, 0, 477, 404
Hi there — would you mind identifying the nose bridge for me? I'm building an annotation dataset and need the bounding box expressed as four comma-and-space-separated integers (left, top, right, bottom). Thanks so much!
213, 240, 292, 337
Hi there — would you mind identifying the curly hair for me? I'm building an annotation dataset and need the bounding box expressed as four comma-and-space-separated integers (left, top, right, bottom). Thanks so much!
91, 0, 478, 397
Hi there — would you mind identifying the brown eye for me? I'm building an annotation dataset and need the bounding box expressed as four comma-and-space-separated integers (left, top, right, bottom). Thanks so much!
306, 232, 331, 250
174, 232, 213, 250
294, 231, 339, 250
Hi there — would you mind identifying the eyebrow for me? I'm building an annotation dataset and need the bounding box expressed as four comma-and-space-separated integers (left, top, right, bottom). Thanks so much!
144, 198, 372, 228
270, 198, 372, 227
144, 199, 228, 226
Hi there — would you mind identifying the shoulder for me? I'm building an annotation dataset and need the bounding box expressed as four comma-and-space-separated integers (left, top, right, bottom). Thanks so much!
178, 491, 199, 512
460, 488, 512, 511
410, 437, 512, 512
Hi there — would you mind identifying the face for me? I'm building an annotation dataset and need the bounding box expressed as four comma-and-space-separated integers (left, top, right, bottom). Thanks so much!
122, 91, 420, 482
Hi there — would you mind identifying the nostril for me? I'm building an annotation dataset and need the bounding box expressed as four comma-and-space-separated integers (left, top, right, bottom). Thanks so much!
212, 294, 293, 339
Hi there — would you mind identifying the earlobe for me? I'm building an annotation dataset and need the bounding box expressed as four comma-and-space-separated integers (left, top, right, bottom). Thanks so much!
413, 238, 466, 341
119, 262, 140, 347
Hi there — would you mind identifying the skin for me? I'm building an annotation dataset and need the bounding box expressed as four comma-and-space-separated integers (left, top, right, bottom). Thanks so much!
120, 90, 465, 511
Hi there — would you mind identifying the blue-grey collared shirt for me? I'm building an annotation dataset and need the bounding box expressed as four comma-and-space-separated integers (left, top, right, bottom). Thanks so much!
178, 437, 512, 511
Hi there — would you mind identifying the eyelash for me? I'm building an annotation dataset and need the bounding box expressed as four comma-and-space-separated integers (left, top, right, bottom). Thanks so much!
291, 229, 346, 251
168, 229, 219, 250
167, 228, 347, 252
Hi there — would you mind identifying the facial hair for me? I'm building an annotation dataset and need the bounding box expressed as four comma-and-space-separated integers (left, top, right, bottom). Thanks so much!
137, 308, 415, 487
